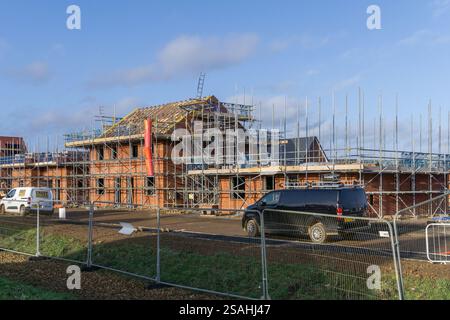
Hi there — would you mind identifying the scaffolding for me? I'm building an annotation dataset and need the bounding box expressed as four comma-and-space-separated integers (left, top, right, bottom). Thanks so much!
0, 90, 448, 218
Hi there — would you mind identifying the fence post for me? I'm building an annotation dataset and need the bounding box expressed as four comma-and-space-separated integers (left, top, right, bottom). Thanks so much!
392, 218, 405, 300
36, 202, 41, 258
260, 210, 270, 300
156, 207, 161, 282
86, 203, 94, 268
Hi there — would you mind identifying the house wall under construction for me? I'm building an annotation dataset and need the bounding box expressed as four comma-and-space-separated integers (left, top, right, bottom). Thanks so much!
196, 169, 447, 216
0, 151, 89, 203
86, 141, 179, 208
0, 94, 449, 218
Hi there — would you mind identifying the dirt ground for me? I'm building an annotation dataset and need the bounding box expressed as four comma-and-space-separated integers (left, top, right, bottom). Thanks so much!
0, 251, 216, 300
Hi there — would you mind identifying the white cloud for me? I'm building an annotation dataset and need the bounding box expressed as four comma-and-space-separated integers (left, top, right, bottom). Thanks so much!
306, 69, 320, 76
433, 34, 450, 44
432, 0, 450, 17
7, 61, 52, 85
398, 29, 432, 46
332, 75, 361, 92
113, 97, 142, 114
90, 33, 260, 88
49, 43, 65, 55
159, 34, 259, 75
398, 29, 450, 46
269, 34, 331, 53
2, 96, 144, 141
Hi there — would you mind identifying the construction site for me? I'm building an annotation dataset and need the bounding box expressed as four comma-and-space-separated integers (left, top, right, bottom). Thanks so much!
0, 86, 448, 218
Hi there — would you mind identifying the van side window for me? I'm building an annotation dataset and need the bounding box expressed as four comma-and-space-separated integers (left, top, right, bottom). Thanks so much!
308, 190, 338, 206
18, 190, 26, 198
35, 191, 50, 199
262, 192, 281, 206
340, 189, 367, 208
282, 190, 306, 206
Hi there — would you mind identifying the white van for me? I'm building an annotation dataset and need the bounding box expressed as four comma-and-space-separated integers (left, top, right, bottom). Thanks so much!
0, 187, 54, 216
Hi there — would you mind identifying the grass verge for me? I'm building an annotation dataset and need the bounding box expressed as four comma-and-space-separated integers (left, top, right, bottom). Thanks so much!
0, 276, 74, 300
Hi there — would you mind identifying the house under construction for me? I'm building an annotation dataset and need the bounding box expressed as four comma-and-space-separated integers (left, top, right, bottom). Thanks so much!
0, 94, 448, 218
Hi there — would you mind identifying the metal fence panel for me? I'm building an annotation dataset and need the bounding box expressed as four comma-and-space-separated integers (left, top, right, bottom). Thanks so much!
393, 194, 450, 299
157, 208, 265, 300
89, 203, 157, 280
394, 193, 449, 260
426, 223, 450, 264
38, 204, 90, 265
0, 203, 38, 257
2, 200, 417, 300
262, 209, 402, 300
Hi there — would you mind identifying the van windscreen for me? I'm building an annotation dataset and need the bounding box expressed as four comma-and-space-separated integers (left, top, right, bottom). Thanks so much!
339, 189, 367, 209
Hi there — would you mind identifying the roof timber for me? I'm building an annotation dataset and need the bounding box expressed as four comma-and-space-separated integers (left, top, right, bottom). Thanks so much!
64, 95, 251, 148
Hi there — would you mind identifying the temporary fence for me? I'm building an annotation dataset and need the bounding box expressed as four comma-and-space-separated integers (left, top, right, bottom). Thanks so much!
393, 193, 449, 260
261, 209, 403, 300
89, 201, 158, 281
0, 199, 38, 257
392, 192, 450, 299
39, 203, 90, 265
426, 223, 450, 264
0, 202, 406, 300
157, 208, 266, 299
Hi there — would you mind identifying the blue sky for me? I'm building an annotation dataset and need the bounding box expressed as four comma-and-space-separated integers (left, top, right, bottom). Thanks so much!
1, 0, 450, 152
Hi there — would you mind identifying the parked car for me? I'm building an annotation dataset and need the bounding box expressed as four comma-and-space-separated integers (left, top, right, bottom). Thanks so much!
0, 187, 54, 216
242, 187, 369, 243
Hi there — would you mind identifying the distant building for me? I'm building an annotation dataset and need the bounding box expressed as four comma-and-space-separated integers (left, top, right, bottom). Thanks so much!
0, 136, 27, 157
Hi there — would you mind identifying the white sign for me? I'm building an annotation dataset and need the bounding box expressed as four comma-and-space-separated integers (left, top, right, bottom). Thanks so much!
119, 222, 137, 235
379, 231, 390, 238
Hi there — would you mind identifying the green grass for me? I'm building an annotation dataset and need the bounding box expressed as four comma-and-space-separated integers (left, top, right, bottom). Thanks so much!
0, 277, 74, 300
91, 239, 396, 300
0, 228, 86, 261
403, 277, 450, 300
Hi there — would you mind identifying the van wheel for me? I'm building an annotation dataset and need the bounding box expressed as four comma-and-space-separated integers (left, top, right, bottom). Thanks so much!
308, 222, 327, 244
19, 206, 27, 217
246, 219, 260, 238
0, 205, 4, 215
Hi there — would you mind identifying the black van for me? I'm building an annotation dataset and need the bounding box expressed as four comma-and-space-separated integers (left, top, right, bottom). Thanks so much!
242, 187, 369, 243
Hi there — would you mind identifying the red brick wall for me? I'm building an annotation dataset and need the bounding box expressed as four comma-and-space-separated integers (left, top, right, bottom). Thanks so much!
214, 172, 447, 216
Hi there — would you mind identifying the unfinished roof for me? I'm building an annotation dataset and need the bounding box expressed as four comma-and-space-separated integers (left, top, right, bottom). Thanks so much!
102, 96, 222, 138
65, 96, 227, 147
